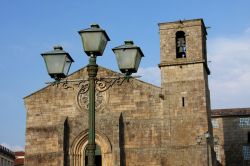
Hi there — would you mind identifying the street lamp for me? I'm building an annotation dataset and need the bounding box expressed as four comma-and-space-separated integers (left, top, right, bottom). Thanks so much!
41, 24, 144, 166
112, 40, 144, 76
78, 24, 110, 56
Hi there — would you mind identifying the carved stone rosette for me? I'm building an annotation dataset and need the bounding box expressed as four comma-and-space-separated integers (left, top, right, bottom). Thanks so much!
77, 85, 105, 111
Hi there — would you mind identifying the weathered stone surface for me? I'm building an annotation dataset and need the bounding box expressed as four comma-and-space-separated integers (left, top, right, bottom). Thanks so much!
24, 66, 162, 166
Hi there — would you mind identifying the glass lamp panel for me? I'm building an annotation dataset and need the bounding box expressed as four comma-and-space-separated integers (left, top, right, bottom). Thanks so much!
43, 54, 66, 75
133, 51, 142, 72
80, 32, 108, 56
63, 56, 73, 76
114, 49, 138, 73
98, 33, 108, 55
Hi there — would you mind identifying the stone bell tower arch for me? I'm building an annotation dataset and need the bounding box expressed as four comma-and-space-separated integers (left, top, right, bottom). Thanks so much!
70, 130, 112, 166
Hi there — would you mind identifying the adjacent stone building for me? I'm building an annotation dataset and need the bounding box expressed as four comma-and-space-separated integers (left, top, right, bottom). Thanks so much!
211, 108, 250, 166
25, 18, 244, 166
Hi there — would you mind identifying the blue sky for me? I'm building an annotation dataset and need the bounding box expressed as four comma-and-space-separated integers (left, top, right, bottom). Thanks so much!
0, 0, 250, 150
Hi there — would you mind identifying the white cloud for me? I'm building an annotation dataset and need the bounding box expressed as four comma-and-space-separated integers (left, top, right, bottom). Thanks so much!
245, 27, 250, 34
208, 28, 250, 108
137, 67, 160, 86
1, 143, 24, 151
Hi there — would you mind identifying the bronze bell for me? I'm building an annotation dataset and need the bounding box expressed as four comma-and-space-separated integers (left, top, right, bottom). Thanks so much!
178, 46, 186, 53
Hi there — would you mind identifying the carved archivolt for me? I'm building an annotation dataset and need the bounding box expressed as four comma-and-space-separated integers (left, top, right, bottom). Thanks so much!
70, 130, 112, 166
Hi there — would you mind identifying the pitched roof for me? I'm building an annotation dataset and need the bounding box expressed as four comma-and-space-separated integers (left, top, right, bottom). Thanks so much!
15, 151, 25, 156
211, 108, 250, 117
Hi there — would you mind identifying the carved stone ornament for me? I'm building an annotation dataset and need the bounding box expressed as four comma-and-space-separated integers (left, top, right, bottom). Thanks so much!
77, 86, 105, 111
51, 76, 135, 111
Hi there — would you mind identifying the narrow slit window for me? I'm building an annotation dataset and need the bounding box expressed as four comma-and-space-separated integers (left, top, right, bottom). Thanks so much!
182, 97, 185, 107
176, 31, 186, 58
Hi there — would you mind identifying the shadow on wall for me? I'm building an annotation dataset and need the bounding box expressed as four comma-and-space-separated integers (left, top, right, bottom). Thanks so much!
64, 118, 70, 166
119, 113, 126, 166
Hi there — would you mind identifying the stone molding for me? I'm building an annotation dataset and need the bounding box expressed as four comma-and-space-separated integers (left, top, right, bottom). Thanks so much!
70, 129, 112, 166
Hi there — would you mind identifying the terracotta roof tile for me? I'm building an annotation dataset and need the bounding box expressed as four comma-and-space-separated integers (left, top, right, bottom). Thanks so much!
15, 151, 25, 156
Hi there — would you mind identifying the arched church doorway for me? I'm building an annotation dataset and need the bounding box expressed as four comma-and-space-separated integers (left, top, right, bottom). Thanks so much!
70, 130, 113, 166
84, 144, 102, 166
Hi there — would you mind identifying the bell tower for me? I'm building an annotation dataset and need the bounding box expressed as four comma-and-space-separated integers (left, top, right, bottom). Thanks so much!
159, 19, 216, 165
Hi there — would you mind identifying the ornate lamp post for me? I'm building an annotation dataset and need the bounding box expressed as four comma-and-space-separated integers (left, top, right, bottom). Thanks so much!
78, 24, 110, 166
41, 24, 144, 166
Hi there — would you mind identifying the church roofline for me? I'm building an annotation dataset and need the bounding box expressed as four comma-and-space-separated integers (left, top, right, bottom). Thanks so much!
23, 65, 88, 100
23, 66, 160, 100
211, 108, 250, 117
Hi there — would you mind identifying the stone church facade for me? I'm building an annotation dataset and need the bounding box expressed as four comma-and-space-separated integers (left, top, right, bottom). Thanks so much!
24, 19, 218, 166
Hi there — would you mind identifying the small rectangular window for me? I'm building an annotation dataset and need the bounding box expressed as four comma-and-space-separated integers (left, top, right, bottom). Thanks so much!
240, 118, 250, 127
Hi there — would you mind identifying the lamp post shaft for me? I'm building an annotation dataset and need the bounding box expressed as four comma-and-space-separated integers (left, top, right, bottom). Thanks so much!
87, 55, 98, 166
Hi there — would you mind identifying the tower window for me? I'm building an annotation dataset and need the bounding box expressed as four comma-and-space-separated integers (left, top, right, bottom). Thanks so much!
176, 31, 186, 58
